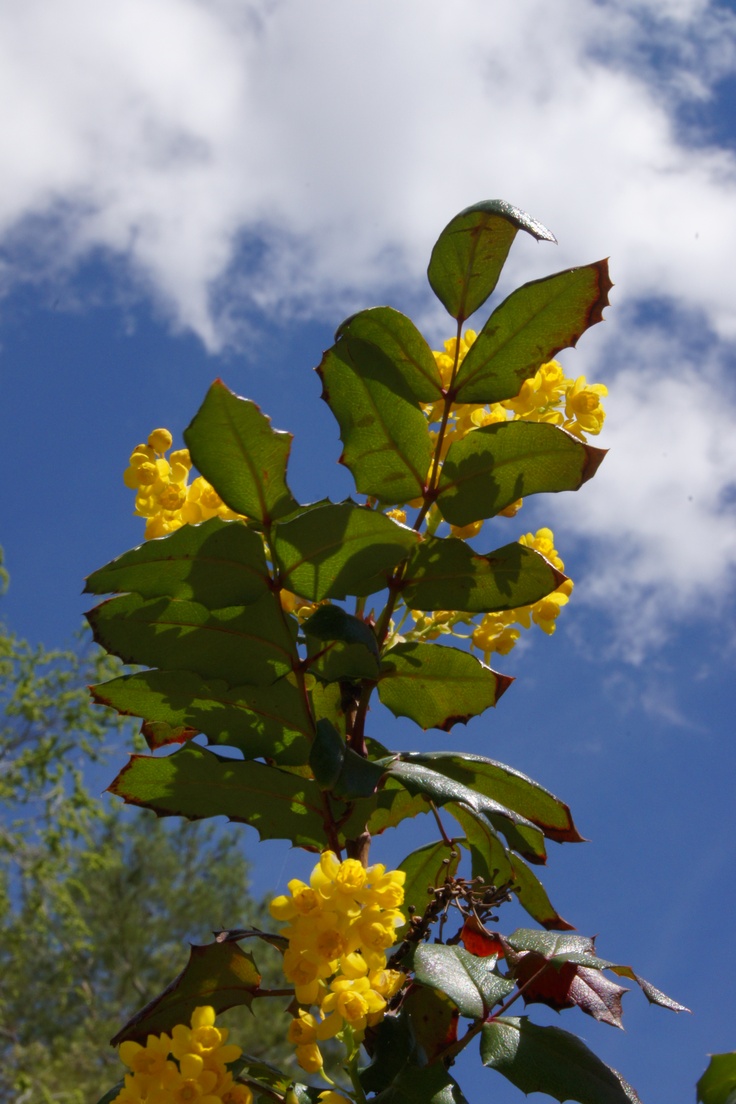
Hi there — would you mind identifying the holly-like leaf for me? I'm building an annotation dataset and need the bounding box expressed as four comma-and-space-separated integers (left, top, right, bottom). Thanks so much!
87, 592, 298, 688
108, 743, 329, 849
403, 985, 459, 1063
360, 1008, 418, 1095
309, 719, 384, 798
398, 839, 461, 933
184, 380, 299, 524
401, 537, 567, 613
460, 917, 506, 960
697, 1053, 736, 1104
480, 1017, 642, 1103
84, 518, 270, 607
400, 752, 583, 843
378, 642, 512, 731
317, 339, 433, 504
111, 940, 261, 1045
452, 261, 612, 404
90, 669, 313, 765
336, 306, 444, 401
509, 854, 575, 931
427, 200, 556, 323
272, 501, 418, 601
513, 951, 628, 1028
373, 1061, 471, 1104
436, 421, 606, 527
359, 777, 430, 837
304, 604, 380, 682
412, 944, 514, 1020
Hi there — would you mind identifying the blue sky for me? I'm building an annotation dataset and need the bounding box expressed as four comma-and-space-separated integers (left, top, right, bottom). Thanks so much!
2, 1, 736, 1100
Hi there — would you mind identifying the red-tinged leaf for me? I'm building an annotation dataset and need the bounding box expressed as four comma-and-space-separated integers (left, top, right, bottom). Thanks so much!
140, 720, 199, 750
514, 952, 628, 1029
460, 917, 505, 959
111, 940, 261, 1045
404, 985, 459, 1063
335, 306, 444, 402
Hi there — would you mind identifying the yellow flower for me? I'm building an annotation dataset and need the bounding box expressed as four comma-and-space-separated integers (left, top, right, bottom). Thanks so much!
531, 589, 570, 634
119, 1032, 174, 1079
148, 428, 174, 453
563, 375, 607, 437
296, 1042, 324, 1073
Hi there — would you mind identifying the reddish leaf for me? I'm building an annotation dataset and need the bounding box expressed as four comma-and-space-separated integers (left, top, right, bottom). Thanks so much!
514, 952, 628, 1029
141, 720, 199, 750
460, 917, 505, 960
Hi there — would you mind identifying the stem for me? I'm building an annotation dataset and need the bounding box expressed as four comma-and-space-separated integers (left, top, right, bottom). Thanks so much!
429, 801, 454, 848
346, 1053, 369, 1104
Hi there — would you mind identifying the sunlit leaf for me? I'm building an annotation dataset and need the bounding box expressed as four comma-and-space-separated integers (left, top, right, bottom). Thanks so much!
411, 943, 514, 1019
398, 838, 461, 934
697, 1053, 736, 1104
272, 500, 418, 600
111, 940, 261, 1045
84, 518, 270, 607
401, 537, 567, 613
427, 200, 556, 322
480, 1017, 642, 1103
436, 421, 606, 527
452, 261, 612, 403
317, 339, 433, 504
185, 380, 299, 524
336, 306, 443, 401
378, 642, 512, 730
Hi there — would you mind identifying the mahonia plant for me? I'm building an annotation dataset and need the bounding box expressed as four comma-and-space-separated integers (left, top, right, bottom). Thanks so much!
88, 201, 688, 1104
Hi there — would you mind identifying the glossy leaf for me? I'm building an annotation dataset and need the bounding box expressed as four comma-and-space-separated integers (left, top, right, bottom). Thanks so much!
111, 940, 261, 1045
412, 943, 514, 1019
697, 1054, 736, 1104
309, 718, 384, 798
400, 752, 583, 843
184, 380, 299, 524
108, 743, 329, 849
398, 839, 461, 933
317, 339, 433, 503
427, 200, 556, 323
359, 1008, 418, 1095
359, 777, 430, 836
373, 1062, 471, 1104
401, 537, 567, 613
336, 306, 443, 401
452, 261, 613, 403
436, 421, 606, 527
272, 501, 418, 600
91, 669, 313, 764
378, 642, 512, 730
88, 592, 298, 688
84, 518, 270, 607
512, 952, 627, 1028
480, 1017, 642, 1103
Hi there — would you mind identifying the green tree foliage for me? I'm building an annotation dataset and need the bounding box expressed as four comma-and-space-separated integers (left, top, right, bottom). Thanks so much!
0, 609, 291, 1104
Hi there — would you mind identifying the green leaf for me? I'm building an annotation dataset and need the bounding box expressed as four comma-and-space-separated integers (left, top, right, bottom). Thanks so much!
412, 943, 514, 1019
91, 669, 313, 765
698, 1054, 736, 1104
87, 591, 298, 687
378, 642, 512, 730
359, 776, 430, 836
304, 604, 380, 681
400, 752, 583, 842
404, 986, 459, 1063
480, 1017, 642, 1103
427, 200, 556, 322
436, 421, 606, 527
336, 306, 444, 401
111, 939, 261, 1045
398, 839, 461, 933
95, 1085, 124, 1104
373, 1062, 471, 1104
184, 380, 299, 524
450, 803, 514, 887
452, 261, 613, 403
272, 501, 418, 601
108, 743, 329, 849
303, 604, 379, 654
308, 718, 384, 797
401, 537, 567, 613
360, 1008, 418, 1094
84, 518, 270, 607
317, 338, 433, 503
509, 853, 575, 931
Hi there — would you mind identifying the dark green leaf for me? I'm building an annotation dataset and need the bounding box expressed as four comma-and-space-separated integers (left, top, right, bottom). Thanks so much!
412, 943, 514, 1019
108, 743, 329, 849
436, 421, 606, 527
400, 752, 583, 842
303, 603, 380, 681
91, 669, 313, 765
452, 261, 613, 403
398, 839, 461, 934
273, 501, 418, 600
450, 803, 515, 887
698, 1054, 736, 1104
87, 591, 298, 687
303, 604, 379, 654
480, 1017, 642, 1103
509, 854, 575, 931
336, 306, 443, 401
378, 642, 512, 730
404, 986, 459, 1063
427, 200, 556, 323
184, 380, 299, 524
360, 1008, 418, 1094
401, 537, 567, 613
309, 718, 345, 789
95, 1085, 124, 1104
84, 518, 270, 607
111, 940, 261, 1046
317, 339, 433, 504
373, 1062, 470, 1104
228, 1054, 293, 1097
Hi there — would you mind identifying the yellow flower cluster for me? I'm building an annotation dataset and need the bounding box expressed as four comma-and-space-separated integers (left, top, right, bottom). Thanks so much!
113, 1006, 251, 1104
124, 429, 242, 540
269, 851, 406, 1074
